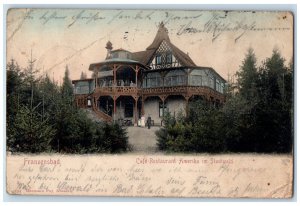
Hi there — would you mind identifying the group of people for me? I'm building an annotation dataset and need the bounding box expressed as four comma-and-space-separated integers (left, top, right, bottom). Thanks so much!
99, 79, 136, 87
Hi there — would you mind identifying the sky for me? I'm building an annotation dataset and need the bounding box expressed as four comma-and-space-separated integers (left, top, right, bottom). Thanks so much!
6, 9, 294, 83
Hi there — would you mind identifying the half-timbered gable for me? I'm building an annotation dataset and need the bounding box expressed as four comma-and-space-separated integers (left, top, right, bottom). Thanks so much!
148, 40, 182, 69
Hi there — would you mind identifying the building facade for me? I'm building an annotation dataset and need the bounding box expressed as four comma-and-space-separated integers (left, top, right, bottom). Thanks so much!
72, 23, 226, 125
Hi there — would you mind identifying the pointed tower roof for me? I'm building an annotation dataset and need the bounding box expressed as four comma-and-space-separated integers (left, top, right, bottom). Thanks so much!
132, 22, 196, 67
146, 22, 170, 50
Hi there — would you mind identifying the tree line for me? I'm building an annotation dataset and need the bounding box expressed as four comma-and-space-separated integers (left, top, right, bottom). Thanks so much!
156, 49, 293, 153
6, 59, 128, 154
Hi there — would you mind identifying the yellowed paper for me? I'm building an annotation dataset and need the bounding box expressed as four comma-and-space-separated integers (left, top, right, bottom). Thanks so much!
7, 154, 293, 198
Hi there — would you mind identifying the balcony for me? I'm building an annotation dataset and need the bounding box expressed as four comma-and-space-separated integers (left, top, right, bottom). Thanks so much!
142, 85, 225, 101
94, 86, 140, 97
93, 85, 225, 102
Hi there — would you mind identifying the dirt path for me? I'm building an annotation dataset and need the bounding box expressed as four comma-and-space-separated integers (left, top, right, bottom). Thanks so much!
127, 126, 160, 153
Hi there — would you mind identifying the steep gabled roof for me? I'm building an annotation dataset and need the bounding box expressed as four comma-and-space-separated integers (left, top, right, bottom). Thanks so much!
132, 22, 196, 67
131, 50, 156, 65
169, 43, 196, 67
146, 22, 171, 50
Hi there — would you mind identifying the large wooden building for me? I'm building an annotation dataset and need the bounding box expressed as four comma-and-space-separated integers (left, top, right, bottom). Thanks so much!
72, 23, 226, 125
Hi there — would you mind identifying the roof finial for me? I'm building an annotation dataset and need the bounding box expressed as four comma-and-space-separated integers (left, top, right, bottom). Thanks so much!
159, 21, 164, 28
105, 41, 113, 59
159, 22, 168, 33
106, 41, 113, 50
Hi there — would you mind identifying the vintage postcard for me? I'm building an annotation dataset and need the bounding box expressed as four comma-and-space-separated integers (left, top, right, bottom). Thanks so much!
6, 9, 294, 198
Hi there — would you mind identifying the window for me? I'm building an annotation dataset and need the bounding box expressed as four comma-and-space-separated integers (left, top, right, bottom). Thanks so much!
191, 75, 202, 86
178, 75, 186, 85
165, 75, 186, 86
166, 52, 172, 64
165, 77, 171, 86
112, 53, 118, 58
216, 79, 220, 92
156, 55, 162, 65
76, 85, 89, 94
150, 77, 157, 87
159, 101, 168, 117
220, 83, 224, 94
145, 73, 162, 88
209, 76, 214, 88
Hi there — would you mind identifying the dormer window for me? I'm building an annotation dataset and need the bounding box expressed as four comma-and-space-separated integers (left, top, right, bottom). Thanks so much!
156, 54, 162, 65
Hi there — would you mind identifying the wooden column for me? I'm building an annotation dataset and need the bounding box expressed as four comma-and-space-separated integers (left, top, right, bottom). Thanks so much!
134, 97, 138, 125
161, 71, 166, 87
113, 64, 117, 87
135, 65, 138, 86
96, 96, 99, 110
162, 99, 165, 118
95, 69, 98, 88
113, 96, 117, 122
187, 68, 193, 86
93, 97, 96, 109
159, 95, 167, 118
141, 96, 145, 116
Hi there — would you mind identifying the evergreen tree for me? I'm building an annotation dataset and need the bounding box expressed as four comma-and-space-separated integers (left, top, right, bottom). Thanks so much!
50, 65, 75, 152
7, 59, 24, 151
39, 74, 60, 111
22, 53, 41, 107
61, 65, 74, 103
80, 71, 87, 80
102, 123, 128, 153
7, 59, 23, 122
7, 60, 129, 154
255, 49, 293, 153
236, 48, 259, 102
8, 104, 56, 153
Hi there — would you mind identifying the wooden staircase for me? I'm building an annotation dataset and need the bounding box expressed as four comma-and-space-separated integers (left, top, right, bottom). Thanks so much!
92, 101, 113, 122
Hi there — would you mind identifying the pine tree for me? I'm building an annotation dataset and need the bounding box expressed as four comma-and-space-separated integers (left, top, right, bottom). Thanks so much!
61, 65, 74, 103
236, 48, 259, 102
80, 71, 87, 80
255, 49, 293, 153
7, 60, 130, 154
9, 105, 56, 153
51, 65, 77, 152
7, 55, 57, 153
7, 59, 23, 120
7, 59, 24, 151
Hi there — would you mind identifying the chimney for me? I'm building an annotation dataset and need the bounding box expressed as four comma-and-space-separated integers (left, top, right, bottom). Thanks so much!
105, 41, 113, 59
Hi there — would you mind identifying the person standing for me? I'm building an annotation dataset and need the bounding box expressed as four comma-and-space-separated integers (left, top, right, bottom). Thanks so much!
147, 115, 152, 129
